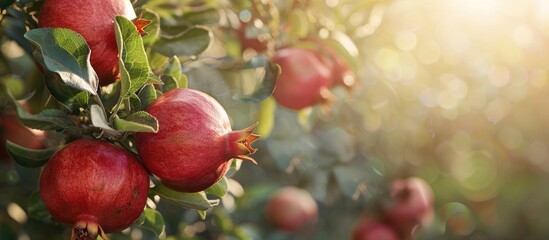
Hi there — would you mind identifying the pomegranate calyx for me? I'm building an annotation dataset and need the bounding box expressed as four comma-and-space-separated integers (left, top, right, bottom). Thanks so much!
229, 123, 260, 164
71, 218, 109, 240
131, 15, 152, 36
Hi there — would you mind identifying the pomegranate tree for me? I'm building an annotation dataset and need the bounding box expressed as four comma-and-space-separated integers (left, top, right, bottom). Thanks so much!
352, 218, 399, 240
38, 0, 146, 85
39, 139, 149, 240
135, 88, 260, 193
264, 186, 318, 232
271, 47, 333, 110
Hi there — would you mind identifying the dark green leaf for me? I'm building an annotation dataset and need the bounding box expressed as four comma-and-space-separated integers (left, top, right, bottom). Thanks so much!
11, 95, 73, 131
28, 192, 51, 222
152, 184, 218, 211
89, 104, 120, 136
153, 27, 212, 57
160, 75, 178, 92
45, 72, 88, 112
114, 16, 160, 100
24, 28, 98, 95
205, 177, 228, 198
4, 16, 33, 54
137, 84, 157, 110
0, 0, 16, 9
165, 57, 182, 82
129, 93, 142, 112
114, 111, 158, 133
236, 59, 280, 104
137, 208, 165, 238
6, 141, 59, 168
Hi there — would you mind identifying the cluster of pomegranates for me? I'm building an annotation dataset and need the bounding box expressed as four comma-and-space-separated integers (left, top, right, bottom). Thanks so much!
0, 0, 261, 239
352, 177, 435, 240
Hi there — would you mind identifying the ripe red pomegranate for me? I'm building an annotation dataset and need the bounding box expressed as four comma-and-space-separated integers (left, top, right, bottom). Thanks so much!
352, 218, 399, 240
384, 177, 434, 238
306, 38, 356, 89
135, 88, 260, 193
236, 21, 268, 53
38, 0, 146, 85
40, 139, 149, 240
271, 47, 334, 110
0, 112, 46, 162
265, 186, 318, 232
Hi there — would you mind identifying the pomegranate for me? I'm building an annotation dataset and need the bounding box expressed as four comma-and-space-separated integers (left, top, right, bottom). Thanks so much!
0, 111, 46, 162
38, 0, 147, 85
306, 38, 356, 89
134, 88, 259, 193
384, 177, 434, 238
39, 139, 149, 240
236, 20, 268, 53
352, 218, 399, 240
264, 186, 318, 232
271, 47, 334, 110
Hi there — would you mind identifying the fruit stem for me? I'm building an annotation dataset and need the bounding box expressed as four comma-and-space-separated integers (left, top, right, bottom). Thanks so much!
228, 122, 260, 164
71, 215, 109, 240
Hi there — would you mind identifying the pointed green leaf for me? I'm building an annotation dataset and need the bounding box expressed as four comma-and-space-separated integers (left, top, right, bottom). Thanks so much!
24, 28, 98, 95
129, 93, 142, 112
114, 16, 159, 99
114, 111, 158, 133
44, 72, 88, 112
205, 177, 228, 198
137, 84, 157, 110
28, 192, 51, 222
160, 75, 178, 92
89, 104, 119, 136
165, 57, 182, 81
137, 208, 166, 238
11, 95, 73, 131
236, 59, 280, 104
153, 27, 212, 57
152, 184, 218, 211
6, 141, 59, 168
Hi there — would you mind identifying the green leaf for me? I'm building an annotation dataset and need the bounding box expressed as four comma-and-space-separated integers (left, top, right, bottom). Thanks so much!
89, 104, 120, 136
205, 177, 228, 198
153, 27, 212, 57
129, 93, 142, 112
236, 58, 280, 104
137, 84, 157, 110
28, 192, 51, 222
114, 111, 158, 133
333, 166, 368, 199
6, 141, 59, 168
165, 56, 181, 80
114, 16, 160, 100
152, 184, 219, 211
24, 28, 98, 95
137, 208, 166, 238
0, 0, 16, 9
11, 95, 73, 131
160, 75, 178, 92
45, 72, 88, 112
256, 97, 275, 137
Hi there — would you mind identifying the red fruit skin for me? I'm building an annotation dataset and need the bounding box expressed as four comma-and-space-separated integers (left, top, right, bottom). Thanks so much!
384, 177, 434, 238
38, 0, 137, 85
0, 112, 46, 162
39, 139, 149, 235
265, 187, 318, 232
135, 88, 259, 193
352, 218, 399, 240
236, 23, 268, 53
271, 47, 334, 110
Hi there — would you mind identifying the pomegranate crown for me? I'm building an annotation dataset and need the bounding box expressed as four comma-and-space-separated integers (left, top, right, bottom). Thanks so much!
229, 122, 260, 164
